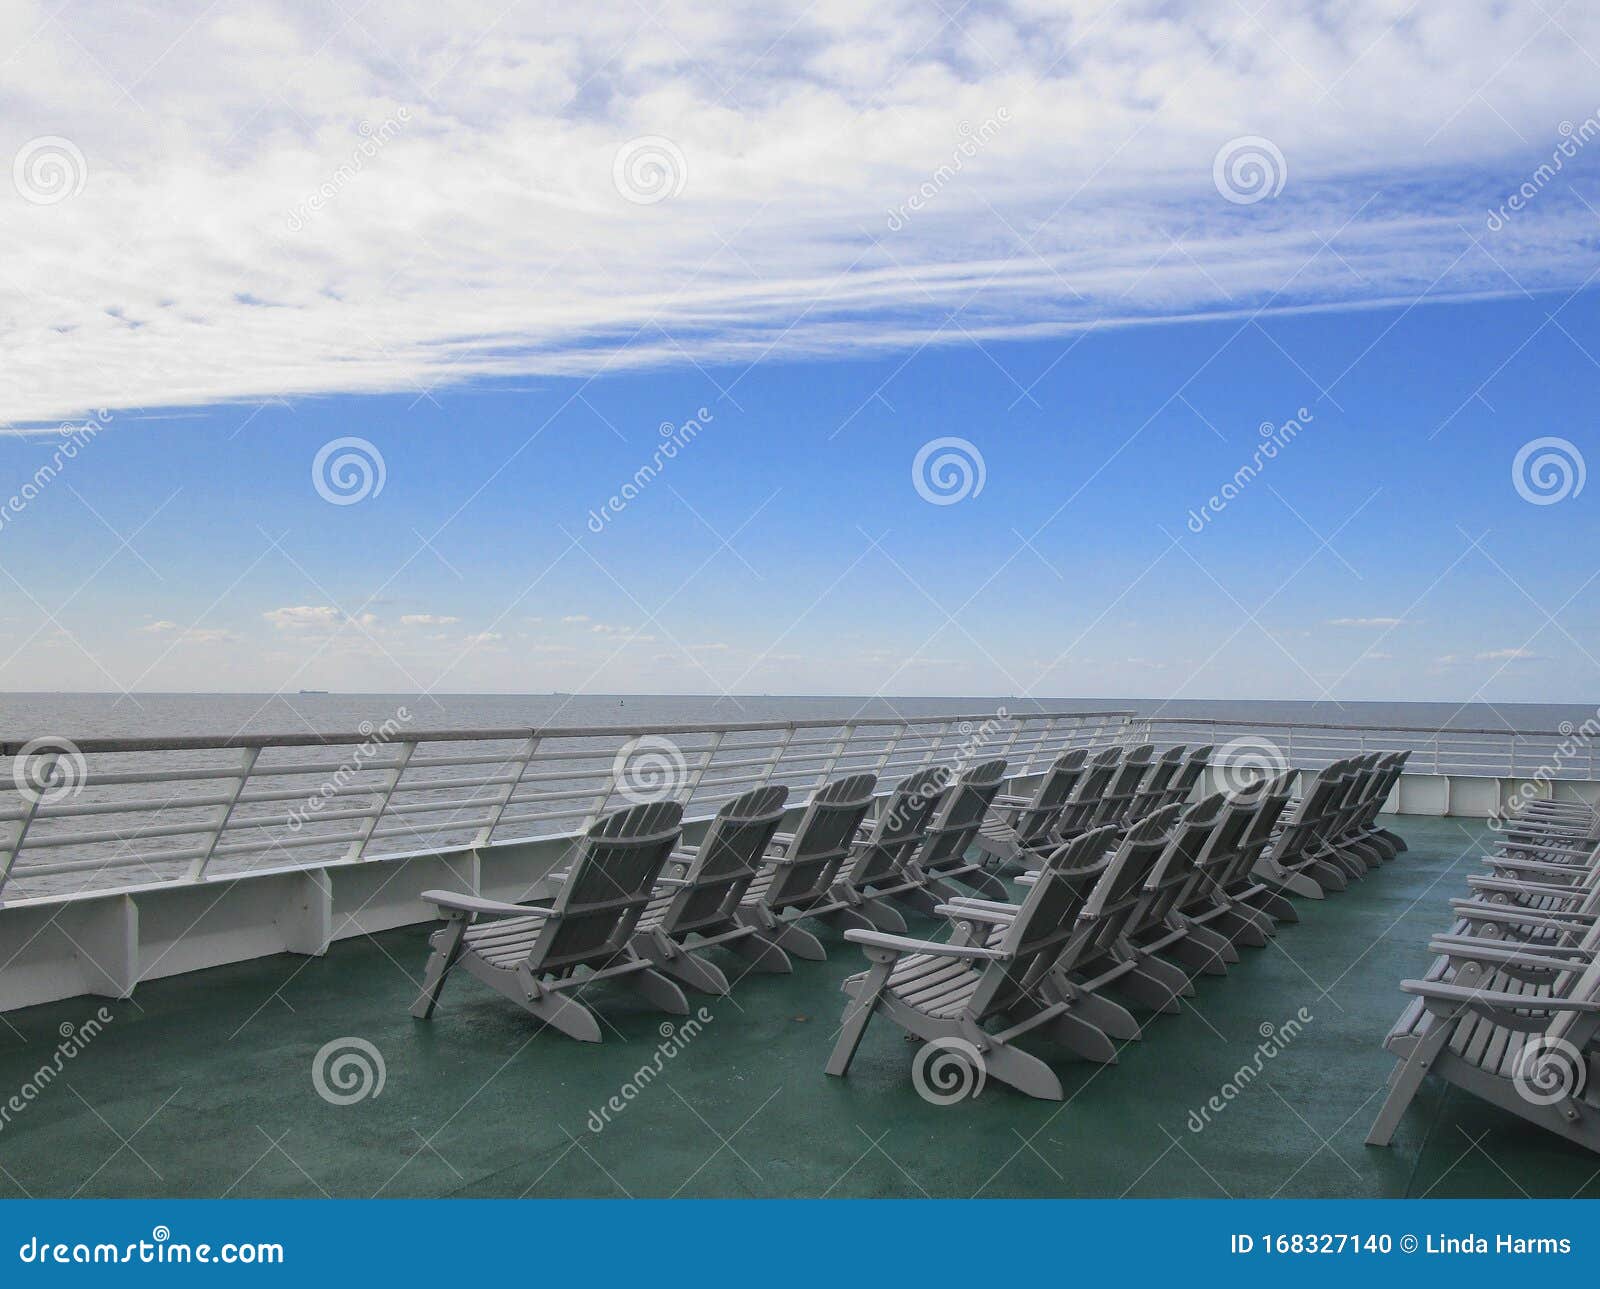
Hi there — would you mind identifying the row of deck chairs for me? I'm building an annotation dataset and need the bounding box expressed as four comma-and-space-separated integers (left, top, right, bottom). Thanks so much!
1367, 793, 1600, 1152
827, 751, 1410, 1098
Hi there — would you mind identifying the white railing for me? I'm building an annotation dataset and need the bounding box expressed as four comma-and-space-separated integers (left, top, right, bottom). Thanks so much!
0, 709, 1133, 904
1128, 716, 1600, 782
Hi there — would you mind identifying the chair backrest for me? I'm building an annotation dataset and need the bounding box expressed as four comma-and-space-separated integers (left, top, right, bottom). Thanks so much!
1091, 744, 1155, 828
1211, 771, 1297, 891
532, 801, 684, 971
760, 773, 878, 910
1013, 748, 1090, 849
1071, 804, 1183, 962
1056, 748, 1123, 837
1274, 761, 1351, 862
968, 825, 1121, 1018
1126, 745, 1186, 821
1135, 791, 1229, 930
658, 785, 789, 937
1163, 745, 1214, 809
846, 767, 949, 891
914, 759, 1009, 875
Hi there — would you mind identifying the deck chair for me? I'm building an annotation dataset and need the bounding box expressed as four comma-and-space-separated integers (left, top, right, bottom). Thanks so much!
1159, 745, 1213, 811
1188, 772, 1300, 936
1088, 743, 1155, 832
823, 766, 953, 934
1043, 747, 1123, 851
735, 773, 878, 961
1123, 745, 1187, 823
1123, 793, 1241, 980
1252, 762, 1355, 899
896, 759, 1011, 911
1364, 751, 1410, 857
1367, 922, 1600, 1152
973, 749, 1088, 869
626, 785, 792, 994
411, 801, 686, 1041
825, 825, 1127, 1100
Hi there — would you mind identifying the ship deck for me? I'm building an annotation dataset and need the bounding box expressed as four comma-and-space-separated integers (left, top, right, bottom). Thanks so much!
1, 815, 1594, 1200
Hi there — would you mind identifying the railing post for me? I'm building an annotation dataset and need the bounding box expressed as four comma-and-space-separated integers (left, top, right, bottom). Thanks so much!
680, 730, 725, 807
812, 722, 858, 795
473, 735, 540, 850
756, 725, 797, 787
190, 746, 261, 880
347, 740, 416, 862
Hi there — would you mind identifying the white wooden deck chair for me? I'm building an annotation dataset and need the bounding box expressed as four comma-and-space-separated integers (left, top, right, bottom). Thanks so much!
411, 801, 687, 1041
1363, 751, 1410, 858
1088, 743, 1155, 832
1045, 748, 1123, 849
1159, 745, 1213, 811
1367, 922, 1600, 1152
1122, 793, 1241, 980
1189, 771, 1301, 935
1252, 762, 1355, 899
973, 749, 1088, 868
735, 773, 878, 961
825, 824, 1127, 1100
626, 785, 793, 994
895, 759, 1011, 911
1123, 745, 1188, 824
828, 766, 954, 933
1326, 753, 1386, 873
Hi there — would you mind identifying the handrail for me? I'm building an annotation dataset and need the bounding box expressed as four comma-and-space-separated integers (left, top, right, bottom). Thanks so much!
1136, 716, 1595, 738
0, 709, 1132, 756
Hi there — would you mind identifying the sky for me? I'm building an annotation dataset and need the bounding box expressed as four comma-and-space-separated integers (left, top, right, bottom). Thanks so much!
2, 0, 1600, 702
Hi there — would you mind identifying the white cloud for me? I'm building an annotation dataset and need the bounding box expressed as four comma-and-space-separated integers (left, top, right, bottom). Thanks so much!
264, 605, 376, 631
1327, 617, 1406, 627
4, 2, 1600, 427
400, 613, 460, 625
138, 620, 236, 644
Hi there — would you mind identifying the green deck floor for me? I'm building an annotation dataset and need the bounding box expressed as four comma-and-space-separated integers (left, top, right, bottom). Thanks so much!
3, 815, 1596, 1199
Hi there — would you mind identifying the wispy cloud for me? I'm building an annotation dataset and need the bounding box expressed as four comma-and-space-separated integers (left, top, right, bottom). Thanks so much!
1327, 617, 1406, 627
4, 2, 1600, 427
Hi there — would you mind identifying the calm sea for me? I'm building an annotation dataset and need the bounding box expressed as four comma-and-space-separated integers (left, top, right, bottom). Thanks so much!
0, 692, 1591, 738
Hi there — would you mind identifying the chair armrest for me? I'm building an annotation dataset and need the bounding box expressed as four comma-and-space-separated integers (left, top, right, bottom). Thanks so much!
945, 895, 1022, 913
1450, 900, 1594, 931
843, 929, 1010, 960
421, 891, 556, 920
935, 903, 1015, 926
1425, 940, 1588, 974
992, 793, 1031, 807
1401, 978, 1600, 1016
653, 876, 692, 890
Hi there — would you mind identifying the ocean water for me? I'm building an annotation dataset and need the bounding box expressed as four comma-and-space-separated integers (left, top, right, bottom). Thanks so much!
0, 691, 1592, 740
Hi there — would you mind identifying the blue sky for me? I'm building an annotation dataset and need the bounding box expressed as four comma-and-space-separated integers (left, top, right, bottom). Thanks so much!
3, 2, 1600, 700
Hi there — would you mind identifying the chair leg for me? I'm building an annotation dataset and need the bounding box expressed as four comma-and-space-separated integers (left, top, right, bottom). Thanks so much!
656, 950, 730, 995
982, 1041, 1065, 1100
623, 965, 691, 1015
1366, 1024, 1450, 1146
728, 932, 793, 973
410, 918, 467, 1019
524, 989, 604, 1042
859, 898, 907, 934
1050, 1011, 1117, 1063
769, 923, 827, 961
826, 960, 892, 1076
